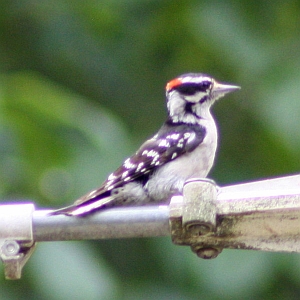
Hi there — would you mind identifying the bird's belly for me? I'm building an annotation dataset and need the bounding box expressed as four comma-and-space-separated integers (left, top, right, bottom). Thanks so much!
146, 130, 217, 202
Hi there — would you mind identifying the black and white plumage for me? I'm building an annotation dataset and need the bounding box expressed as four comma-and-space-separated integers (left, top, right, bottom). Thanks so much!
50, 73, 239, 216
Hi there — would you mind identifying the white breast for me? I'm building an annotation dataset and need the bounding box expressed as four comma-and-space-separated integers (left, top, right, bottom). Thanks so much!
146, 112, 218, 202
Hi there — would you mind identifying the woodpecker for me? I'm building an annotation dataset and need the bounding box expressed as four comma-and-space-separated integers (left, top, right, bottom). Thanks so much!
50, 73, 239, 216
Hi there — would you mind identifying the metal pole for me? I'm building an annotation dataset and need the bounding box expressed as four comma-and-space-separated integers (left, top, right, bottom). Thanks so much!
2, 174, 300, 279
33, 206, 170, 241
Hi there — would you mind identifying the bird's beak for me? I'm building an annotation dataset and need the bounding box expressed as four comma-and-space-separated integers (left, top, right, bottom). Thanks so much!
213, 81, 240, 97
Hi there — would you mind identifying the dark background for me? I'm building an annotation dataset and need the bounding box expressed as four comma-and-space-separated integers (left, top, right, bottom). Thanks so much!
1, 1, 300, 299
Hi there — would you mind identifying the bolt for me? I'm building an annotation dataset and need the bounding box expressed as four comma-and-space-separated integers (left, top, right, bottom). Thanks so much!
195, 247, 221, 259
1, 241, 20, 256
186, 223, 211, 236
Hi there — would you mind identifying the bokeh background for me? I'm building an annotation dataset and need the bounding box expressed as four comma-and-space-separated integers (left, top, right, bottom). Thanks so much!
1, 1, 300, 299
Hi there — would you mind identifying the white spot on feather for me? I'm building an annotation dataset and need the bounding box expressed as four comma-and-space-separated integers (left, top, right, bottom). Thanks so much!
124, 158, 136, 169
122, 170, 129, 179
88, 190, 98, 197
177, 138, 184, 148
158, 140, 169, 147
169, 133, 180, 140
187, 132, 196, 143
136, 162, 144, 171
108, 173, 116, 180
171, 153, 178, 159
147, 150, 157, 157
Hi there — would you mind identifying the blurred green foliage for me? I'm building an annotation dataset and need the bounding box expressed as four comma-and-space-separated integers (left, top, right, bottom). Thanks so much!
1, 0, 300, 299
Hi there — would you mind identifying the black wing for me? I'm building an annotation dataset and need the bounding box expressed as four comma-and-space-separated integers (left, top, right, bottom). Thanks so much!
74, 122, 206, 205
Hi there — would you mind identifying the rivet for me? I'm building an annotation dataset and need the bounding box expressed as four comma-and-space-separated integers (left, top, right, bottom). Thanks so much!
196, 247, 220, 259
1, 241, 20, 256
186, 223, 211, 236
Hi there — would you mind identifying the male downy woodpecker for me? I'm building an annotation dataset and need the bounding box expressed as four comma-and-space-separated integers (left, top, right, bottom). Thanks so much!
51, 73, 239, 216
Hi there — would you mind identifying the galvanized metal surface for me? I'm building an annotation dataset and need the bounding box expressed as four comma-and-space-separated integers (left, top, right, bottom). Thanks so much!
33, 206, 170, 241
170, 174, 300, 258
1, 174, 300, 279
0, 204, 36, 279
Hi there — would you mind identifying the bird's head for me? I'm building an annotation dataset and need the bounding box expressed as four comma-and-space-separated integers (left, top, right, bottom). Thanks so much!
166, 73, 240, 123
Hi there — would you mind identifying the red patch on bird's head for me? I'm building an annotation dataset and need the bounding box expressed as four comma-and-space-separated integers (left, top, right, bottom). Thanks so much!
166, 78, 182, 92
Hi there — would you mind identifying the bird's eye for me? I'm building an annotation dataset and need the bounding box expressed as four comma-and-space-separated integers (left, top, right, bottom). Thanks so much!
177, 81, 211, 95
201, 81, 212, 90
176, 83, 200, 95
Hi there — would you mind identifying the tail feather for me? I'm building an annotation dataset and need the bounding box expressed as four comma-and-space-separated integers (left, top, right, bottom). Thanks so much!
48, 204, 79, 216
48, 196, 115, 216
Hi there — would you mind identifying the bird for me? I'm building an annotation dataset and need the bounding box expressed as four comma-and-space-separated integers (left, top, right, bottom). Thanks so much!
50, 73, 240, 216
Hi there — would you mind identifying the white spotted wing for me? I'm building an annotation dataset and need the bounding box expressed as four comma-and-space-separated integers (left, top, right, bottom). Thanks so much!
74, 122, 206, 205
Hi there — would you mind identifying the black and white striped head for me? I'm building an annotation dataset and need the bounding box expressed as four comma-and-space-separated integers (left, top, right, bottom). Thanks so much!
166, 73, 240, 123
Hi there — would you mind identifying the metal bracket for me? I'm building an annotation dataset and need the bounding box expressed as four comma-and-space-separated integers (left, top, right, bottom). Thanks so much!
1, 174, 300, 278
0, 203, 36, 279
170, 174, 300, 259
169, 178, 221, 259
